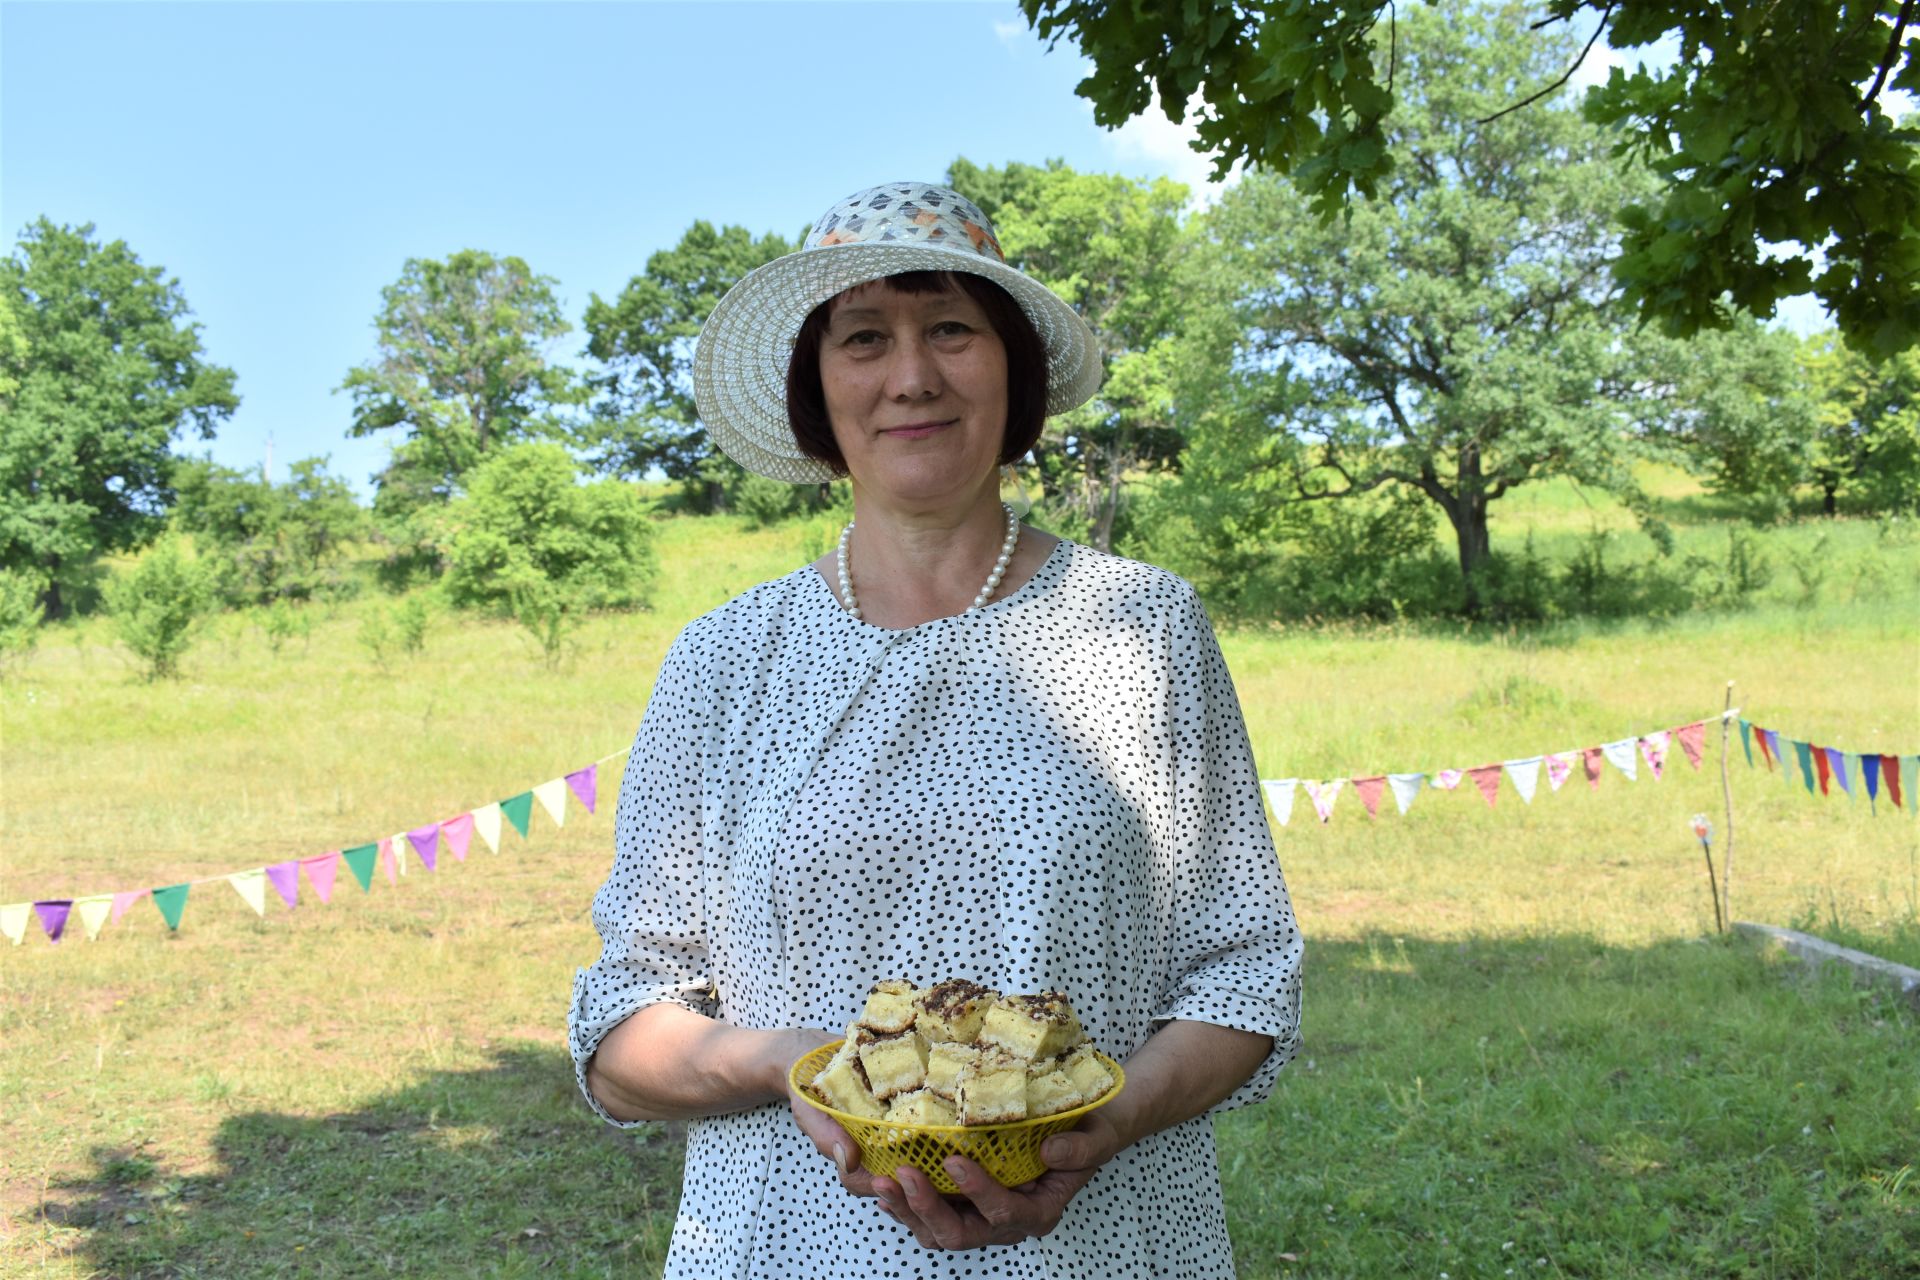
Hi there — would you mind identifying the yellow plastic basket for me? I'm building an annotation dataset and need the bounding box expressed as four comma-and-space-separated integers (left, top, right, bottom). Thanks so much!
789, 1041, 1125, 1193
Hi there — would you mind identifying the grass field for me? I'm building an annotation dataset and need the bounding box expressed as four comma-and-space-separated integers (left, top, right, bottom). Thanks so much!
3, 473, 1916, 1277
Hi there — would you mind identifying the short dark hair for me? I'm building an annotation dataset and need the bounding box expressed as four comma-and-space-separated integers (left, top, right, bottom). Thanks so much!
785, 271, 1049, 477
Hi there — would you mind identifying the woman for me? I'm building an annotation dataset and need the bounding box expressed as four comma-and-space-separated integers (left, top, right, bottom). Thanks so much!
568, 182, 1302, 1278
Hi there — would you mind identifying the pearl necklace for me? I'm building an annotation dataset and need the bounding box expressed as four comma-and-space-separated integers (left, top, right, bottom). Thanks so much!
835, 503, 1020, 623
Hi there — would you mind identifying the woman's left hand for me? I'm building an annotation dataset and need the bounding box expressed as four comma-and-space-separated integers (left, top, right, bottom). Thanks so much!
870, 1110, 1125, 1250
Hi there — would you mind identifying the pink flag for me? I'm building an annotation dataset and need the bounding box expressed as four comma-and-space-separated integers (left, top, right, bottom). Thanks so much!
407, 823, 441, 872
1352, 775, 1386, 819
110, 889, 148, 925
302, 852, 340, 904
441, 812, 474, 862
1676, 721, 1706, 770
379, 838, 399, 886
1639, 730, 1669, 780
1434, 769, 1464, 791
1582, 746, 1605, 791
1544, 753, 1574, 792
1304, 778, 1343, 823
265, 861, 300, 909
565, 765, 598, 815
1467, 765, 1502, 808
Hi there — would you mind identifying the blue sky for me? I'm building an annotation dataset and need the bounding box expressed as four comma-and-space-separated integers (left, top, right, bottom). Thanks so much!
4, 0, 1214, 497
3, 2, 1836, 501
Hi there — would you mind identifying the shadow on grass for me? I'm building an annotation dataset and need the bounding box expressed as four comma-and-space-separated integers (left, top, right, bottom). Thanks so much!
41, 1043, 682, 1279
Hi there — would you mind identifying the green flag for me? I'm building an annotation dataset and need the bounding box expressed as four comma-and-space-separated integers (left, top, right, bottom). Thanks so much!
151, 883, 189, 931
501, 791, 533, 839
1737, 719, 1753, 767
1792, 740, 1816, 794
341, 843, 378, 891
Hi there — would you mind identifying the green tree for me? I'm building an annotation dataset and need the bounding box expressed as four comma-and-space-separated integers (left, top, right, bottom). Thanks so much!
339, 249, 581, 517
441, 443, 657, 661
172, 454, 369, 603
1190, 0, 1665, 616
0, 219, 239, 618
579, 221, 795, 509
1801, 332, 1920, 514
1021, 0, 1919, 355
947, 159, 1191, 552
104, 534, 216, 681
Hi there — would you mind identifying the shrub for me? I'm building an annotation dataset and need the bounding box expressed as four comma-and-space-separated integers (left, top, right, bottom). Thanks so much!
393, 595, 431, 657
442, 444, 657, 617
0, 567, 45, 674
259, 598, 310, 654
105, 536, 215, 680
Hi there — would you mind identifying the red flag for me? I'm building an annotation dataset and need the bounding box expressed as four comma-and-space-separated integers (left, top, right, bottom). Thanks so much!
1885, 755, 1905, 810
1582, 746, 1604, 791
1468, 764, 1502, 808
1676, 721, 1706, 770
1756, 727, 1775, 770
1352, 775, 1386, 819
1813, 747, 1833, 796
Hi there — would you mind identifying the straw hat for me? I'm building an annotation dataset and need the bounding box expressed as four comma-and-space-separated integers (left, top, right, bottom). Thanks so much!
692, 181, 1103, 483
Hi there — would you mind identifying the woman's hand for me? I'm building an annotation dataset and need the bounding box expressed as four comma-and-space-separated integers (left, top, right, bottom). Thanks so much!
784, 1033, 891, 1200
868, 1109, 1125, 1250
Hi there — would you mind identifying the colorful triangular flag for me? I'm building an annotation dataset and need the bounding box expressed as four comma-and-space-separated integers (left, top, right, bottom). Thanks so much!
1813, 745, 1833, 795
441, 812, 474, 861
265, 861, 300, 909
500, 792, 533, 839
152, 883, 189, 931
473, 803, 504, 853
1503, 757, 1542, 804
1387, 773, 1425, 815
1467, 764, 1502, 808
1639, 730, 1669, 780
1738, 719, 1754, 767
1352, 775, 1386, 819
1883, 754, 1904, 810
407, 823, 441, 872
228, 870, 268, 916
1261, 779, 1297, 827
1863, 754, 1881, 812
1582, 746, 1604, 791
1601, 738, 1638, 782
1303, 778, 1343, 823
75, 895, 114, 941
1676, 721, 1706, 771
533, 779, 569, 829
34, 900, 72, 942
110, 889, 148, 926
565, 765, 598, 814
379, 837, 400, 886
1544, 753, 1573, 793
1432, 769, 1464, 791
303, 852, 340, 903
341, 844, 378, 892
1, 902, 29, 945
1793, 739, 1816, 794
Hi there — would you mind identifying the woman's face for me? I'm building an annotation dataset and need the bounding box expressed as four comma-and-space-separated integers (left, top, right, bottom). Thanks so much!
818, 279, 1008, 511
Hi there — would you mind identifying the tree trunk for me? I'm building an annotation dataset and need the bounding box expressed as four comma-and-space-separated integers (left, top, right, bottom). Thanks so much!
1821, 473, 1838, 516
41, 553, 66, 621
1092, 442, 1126, 554
1448, 445, 1493, 617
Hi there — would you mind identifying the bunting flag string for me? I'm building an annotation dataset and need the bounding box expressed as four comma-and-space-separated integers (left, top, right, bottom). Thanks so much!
1737, 719, 1916, 817
4, 746, 632, 945
1260, 710, 1737, 826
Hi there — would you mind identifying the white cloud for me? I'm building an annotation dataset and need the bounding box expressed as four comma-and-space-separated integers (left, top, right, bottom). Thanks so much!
991, 18, 1026, 49
1098, 90, 1240, 206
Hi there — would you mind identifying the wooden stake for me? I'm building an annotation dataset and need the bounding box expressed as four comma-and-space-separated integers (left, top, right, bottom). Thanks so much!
1719, 681, 1737, 929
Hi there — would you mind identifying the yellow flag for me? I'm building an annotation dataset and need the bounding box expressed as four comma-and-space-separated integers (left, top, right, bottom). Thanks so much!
533, 779, 569, 829
227, 869, 269, 916
0, 903, 28, 946
473, 803, 503, 853
75, 895, 114, 941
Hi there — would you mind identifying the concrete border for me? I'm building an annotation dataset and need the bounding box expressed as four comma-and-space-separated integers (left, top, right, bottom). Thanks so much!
1735, 921, 1920, 1012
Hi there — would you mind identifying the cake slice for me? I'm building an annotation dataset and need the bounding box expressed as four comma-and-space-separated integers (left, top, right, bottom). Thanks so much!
924, 1040, 980, 1102
884, 1087, 958, 1126
1026, 1065, 1086, 1118
857, 1028, 928, 1101
1058, 1043, 1114, 1102
977, 992, 1084, 1061
809, 1041, 885, 1119
860, 979, 923, 1034
955, 1048, 1028, 1126
914, 979, 997, 1044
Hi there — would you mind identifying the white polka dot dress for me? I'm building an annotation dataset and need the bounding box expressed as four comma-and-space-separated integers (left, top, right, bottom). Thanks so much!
570, 538, 1303, 1278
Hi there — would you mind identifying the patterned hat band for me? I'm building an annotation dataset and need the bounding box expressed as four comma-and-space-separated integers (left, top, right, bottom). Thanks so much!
692, 181, 1103, 484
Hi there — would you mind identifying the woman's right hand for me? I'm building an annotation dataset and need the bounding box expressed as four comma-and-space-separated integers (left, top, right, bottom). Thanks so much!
783, 1031, 887, 1199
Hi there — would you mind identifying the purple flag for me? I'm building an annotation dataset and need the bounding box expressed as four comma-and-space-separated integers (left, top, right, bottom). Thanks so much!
407, 823, 441, 872
565, 765, 598, 815
265, 860, 301, 909
1827, 747, 1851, 796
33, 899, 73, 943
